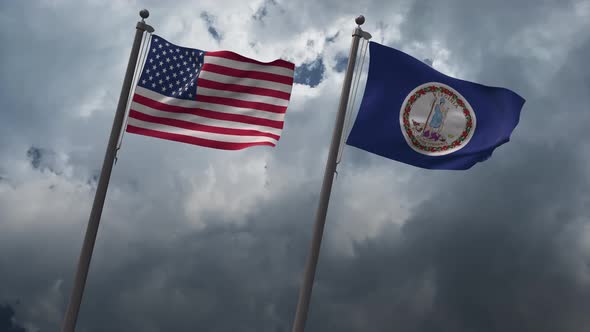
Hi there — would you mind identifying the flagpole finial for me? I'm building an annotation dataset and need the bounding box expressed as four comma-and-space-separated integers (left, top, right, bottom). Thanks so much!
139, 9, 149, 20
355, 15, 365, 26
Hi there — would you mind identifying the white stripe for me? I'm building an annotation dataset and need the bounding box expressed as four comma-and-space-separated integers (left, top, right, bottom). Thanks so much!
204, 55, 294, 77
135, 87, 286, 121
130, 102, 283, 136
196, 87, 290, 107
127, 117, 278, 144
198, 71, 293, 94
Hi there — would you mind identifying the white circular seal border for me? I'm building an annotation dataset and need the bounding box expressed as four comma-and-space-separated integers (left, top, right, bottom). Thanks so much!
399, 82, 477, 156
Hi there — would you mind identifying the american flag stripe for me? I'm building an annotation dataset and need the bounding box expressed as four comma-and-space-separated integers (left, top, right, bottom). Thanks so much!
128, 110, 281, 140
200, 63, 294, 85
132, 92, 285, 129
127, 118, 279, 144
205, 50, 294, 69
197, 79, 291, 100
196, 87, 290, 107
126, 34, 294, 150
204, 56, 295, 77
133, 88, 286, 121
198, 71, 293, 93
129, 105, 283, 136
195, 95, 287, 114
126, 125, 276, 150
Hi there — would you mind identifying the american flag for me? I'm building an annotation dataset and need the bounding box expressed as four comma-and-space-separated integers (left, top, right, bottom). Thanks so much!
126, 34, 295, 150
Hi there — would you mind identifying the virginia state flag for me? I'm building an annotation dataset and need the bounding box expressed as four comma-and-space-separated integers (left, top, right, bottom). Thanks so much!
346, 42, 525, 170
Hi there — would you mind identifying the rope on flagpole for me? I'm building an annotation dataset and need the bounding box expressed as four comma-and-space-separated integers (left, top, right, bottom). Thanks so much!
115, 31, 153, 165
346, 38, 369, 133
336, 36, 370, 168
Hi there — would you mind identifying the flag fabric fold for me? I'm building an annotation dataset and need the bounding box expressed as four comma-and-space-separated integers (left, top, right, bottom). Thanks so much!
127, 35, 295, 150
346, 41, 525, 170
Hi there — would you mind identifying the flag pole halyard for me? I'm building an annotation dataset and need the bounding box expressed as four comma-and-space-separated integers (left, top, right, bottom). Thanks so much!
61, 10, 154, 332
291, 15, 367, 332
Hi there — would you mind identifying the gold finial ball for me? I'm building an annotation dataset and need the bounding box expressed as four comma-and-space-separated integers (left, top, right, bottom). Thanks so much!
355, 15, 365, 25
139, 9, 150, 19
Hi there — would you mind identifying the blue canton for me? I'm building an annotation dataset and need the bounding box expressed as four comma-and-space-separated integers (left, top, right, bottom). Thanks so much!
138, 35, 205, 100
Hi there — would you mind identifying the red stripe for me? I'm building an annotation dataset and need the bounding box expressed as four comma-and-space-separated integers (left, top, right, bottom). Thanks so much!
197, 78, 291, 100
201, 63, 294, 86
133, 94, 284, 130
129, 110, 280, 140
206, 51, 295, 70
126, 125, 275, 150
196, 95, 287, 114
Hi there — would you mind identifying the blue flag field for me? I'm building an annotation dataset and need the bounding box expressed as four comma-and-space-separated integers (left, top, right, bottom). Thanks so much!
346, 41, 526, 170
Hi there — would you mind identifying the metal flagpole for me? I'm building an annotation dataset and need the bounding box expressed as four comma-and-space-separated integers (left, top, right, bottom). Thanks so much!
61, 9, 154, 332
291, 15, 370, 332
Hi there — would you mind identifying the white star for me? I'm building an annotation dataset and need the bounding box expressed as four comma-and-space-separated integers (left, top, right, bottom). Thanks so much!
155, 72, 160, 77
162, 87, 167, 91
152, 83, 156, 88
180, 70, 184, 75
199, 51, 204, 56
192, 63, 196, 67
162, 68, 167, 74
176, 80, 180, 85
159, 61, 163, 66
179, 54, 184, 59
169, 65, 174, 70
183, 61, 187, 66
173, 73, 177, 78
166, 58, 171, 63
148, 76, 153, 80
156, 54, 160, 59
152, 65, 156, 70
149, 59, 154, 63
176, 63, 181, 68
159, 79, 163, 84
146, 69, 151, 74
166, 76, 170, 81
173, 56, 177, 60
154, 38, 159, 42
165, 43, 169, 46
185, 51, 188, 55
183, 77, 187, 82
172, 91, 176, 95
190, 82, 194, 86
169, 83, 173, 88
175, 48, 180, 53
192, 51, 195, 56
141, 79, 146, 84
158, 44, 163, 49
189, 93, 193, 97
163, 50, 167, 56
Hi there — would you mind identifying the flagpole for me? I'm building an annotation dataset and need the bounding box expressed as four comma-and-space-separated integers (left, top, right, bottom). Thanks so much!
61, 10, 154, 332
291, 15, 367, 332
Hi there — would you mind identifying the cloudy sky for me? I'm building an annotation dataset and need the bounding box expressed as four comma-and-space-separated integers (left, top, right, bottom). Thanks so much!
1, 0, 590, 331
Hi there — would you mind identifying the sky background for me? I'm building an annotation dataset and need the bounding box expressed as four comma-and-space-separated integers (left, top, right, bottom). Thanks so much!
1, 0, 590, 331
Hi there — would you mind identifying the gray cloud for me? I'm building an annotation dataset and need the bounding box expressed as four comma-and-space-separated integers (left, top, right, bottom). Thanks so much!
1, 0, 590, 332
253, 0, 279, 22
0, 304, 26, 332
200, 11, 222, 42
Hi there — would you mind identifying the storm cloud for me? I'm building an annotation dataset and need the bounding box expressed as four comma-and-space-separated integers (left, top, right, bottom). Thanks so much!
1, 0, 589, 331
